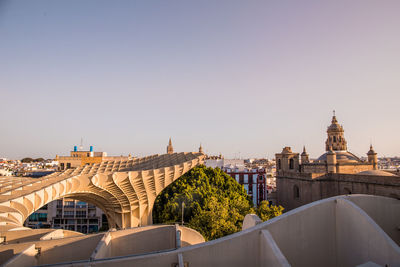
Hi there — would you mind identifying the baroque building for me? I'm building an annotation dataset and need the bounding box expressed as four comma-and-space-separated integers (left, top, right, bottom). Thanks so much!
276, 113, 377, 175
276, 113, 400, 211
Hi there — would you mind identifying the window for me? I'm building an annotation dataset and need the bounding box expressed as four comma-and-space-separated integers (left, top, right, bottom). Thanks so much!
64, 201, 75, 208
60, 163, 64, 170
28, 213, 47, 222
289, 159, 294, 169
76, 211, 86, 218
76, 201, 87, 208
278, 159, 281, 170
293, 185, 300, 199
64, 211, 74, 217
89, 225, 98, 233
66, 163, 71, 169
333, 136, 337, 142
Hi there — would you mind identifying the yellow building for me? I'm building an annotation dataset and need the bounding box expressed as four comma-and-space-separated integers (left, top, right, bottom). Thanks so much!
56, 146, 131, 170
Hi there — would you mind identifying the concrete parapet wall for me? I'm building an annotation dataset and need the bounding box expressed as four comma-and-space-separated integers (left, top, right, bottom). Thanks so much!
109, 225, 176, 257
0, 243, 33, 266
178, 225, 205, 246
242, 214, 262, 230
346, 195, 400, 246
2, 244, 37, 267
336, 198, 400, 266
259, 230, 290, 267
40, 229, 64, 240
1, 195, 399, 266
91, 232, 112, 260
267, 199, 337, 266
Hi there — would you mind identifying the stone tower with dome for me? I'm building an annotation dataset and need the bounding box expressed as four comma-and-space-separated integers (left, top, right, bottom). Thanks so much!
276, 112, 376, 175
274, 113, 399, 211
325, 111, 347, 151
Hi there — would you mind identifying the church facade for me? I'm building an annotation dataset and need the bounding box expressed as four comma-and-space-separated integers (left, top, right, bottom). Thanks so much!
276, 113, 400, 210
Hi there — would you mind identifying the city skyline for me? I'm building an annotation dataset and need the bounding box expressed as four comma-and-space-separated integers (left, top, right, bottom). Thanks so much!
1, 1, 400, 159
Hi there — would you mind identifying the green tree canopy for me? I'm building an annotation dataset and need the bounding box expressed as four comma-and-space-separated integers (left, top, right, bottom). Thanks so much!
21, 158, 34, 163
256, 200, 284, 221
153, 165, 254, 241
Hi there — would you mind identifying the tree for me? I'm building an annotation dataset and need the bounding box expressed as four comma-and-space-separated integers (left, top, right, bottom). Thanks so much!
256, 200, 284, 221
153, 165, 254, 241
21, 158, 34, 163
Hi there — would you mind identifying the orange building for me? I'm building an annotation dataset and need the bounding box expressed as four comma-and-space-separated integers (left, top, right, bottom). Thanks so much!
56, 146, 132, 170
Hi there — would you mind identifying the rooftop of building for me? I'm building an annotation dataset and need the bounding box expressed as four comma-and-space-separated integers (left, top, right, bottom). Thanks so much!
317, 150, 361, 163
357, 170, 398, 177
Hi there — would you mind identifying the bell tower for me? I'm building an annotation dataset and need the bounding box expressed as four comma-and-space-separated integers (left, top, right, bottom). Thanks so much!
167, 138, 174, 154
199, 143, 204, 154
275, 147, 299, 173
325, 111, 347, 151
367, 144, 378, 170
301, 146, 309, 164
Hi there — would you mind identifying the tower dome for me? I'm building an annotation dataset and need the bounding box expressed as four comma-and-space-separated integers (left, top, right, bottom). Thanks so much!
325, 111, 347, 151
367, 144, 376, 155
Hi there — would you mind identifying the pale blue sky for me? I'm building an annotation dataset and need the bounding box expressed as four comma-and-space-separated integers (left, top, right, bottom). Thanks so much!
1, 0, 400, 159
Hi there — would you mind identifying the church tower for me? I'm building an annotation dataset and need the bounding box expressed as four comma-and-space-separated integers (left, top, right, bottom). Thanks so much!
325, 111, 347, 151
367, 144, 378, 170
301, 146, 309, 164
167, 138, 174, 154
199, 143, 204, 154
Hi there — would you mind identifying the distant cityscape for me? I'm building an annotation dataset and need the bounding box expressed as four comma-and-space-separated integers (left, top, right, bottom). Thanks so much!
0, 114, 399, 266
1, 132, 399, 234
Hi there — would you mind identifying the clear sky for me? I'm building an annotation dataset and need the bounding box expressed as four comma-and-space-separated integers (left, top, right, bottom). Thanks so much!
1, 0, 400, 159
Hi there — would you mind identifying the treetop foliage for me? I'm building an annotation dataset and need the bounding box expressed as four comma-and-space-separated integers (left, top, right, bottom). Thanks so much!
21, 158, 45, 163
153, 165, 283, 241
256, 200, 284, 221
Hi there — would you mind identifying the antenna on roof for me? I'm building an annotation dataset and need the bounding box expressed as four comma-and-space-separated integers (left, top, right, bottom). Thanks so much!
79, 138, 84, 151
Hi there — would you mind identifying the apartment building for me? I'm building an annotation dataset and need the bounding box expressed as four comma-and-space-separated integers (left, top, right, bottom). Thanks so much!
25, 198, 106, 234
